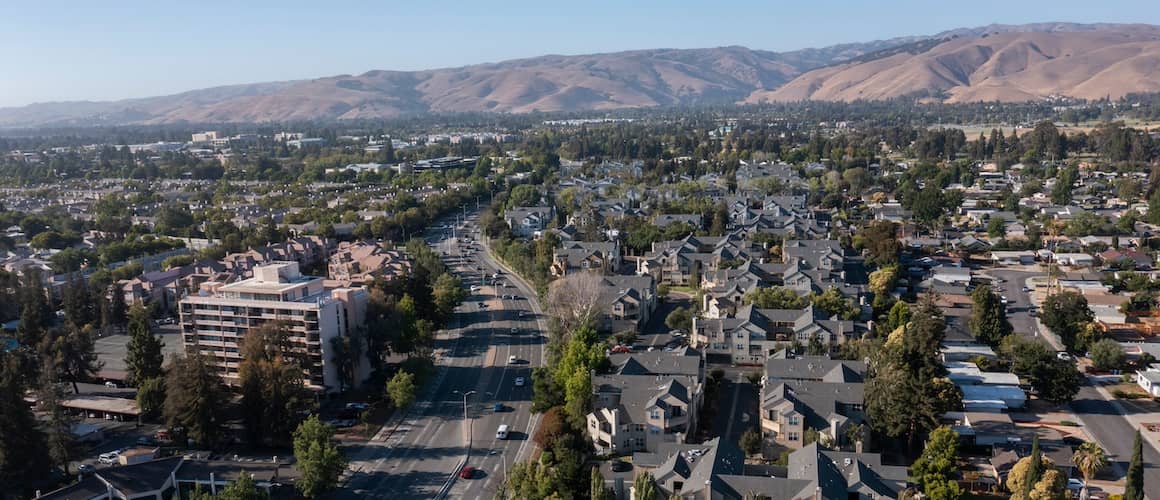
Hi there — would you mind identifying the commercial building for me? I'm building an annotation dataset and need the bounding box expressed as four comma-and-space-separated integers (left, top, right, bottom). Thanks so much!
179, 262, 369, 392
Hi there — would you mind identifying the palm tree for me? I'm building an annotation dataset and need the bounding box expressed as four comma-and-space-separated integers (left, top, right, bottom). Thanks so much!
1072, 441, 1108, 499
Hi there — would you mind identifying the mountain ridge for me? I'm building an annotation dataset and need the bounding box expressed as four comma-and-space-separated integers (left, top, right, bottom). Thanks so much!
1, 22, 1156, 127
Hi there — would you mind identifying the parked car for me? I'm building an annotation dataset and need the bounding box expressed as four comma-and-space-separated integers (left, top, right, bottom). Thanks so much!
136, 436, 156, 446
510, 328, 519, 335
98, 451, 121, 464
610, 460, 631, 472
1066, 478, 1085, 491
345, 402, 370, 411
77, 464, 95, 474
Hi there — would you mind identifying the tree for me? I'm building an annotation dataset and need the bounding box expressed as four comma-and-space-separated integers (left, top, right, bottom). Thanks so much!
17, 268, 50, 346
1125, 431, 1144, 500
386, 370, 417, 410
633, 473, 657, 500
136, 376, 166, 420
1041, 291, 1094, 351
546, 272, 605, 333
239, 322, 309, 446
125, 303, 164, 387
1089, 338, 1125, 371
744, 287, 807, 309
432, 273, 467, 317
861, 221, 901, 266
740, 428, 763, 456
1029, 359, 1082, 405
986, 217, 1006, 239
0, 352, 51, 493
1072, 442, 1108, 500
884, 301, 912, 333
664, 307, 692, 333
218, 473, 268, 500
1022, 434, 1043, 497
293, 415, 348, 498
969, 285, 1012, 346
505, 459, 558, 499
868, 266, 899, 297
590, 465, 612, 500
811, 287, 859, 320
532, 367, 565, 413
43, 324, 104, 394
1006, 449, 1065, 500
164, 352, 227, 447
38, 366, 77, 474
912, 426, 961, 498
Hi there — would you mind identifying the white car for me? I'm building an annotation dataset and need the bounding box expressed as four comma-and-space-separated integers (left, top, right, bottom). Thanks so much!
1066, 478, 1084, 491
98, 451, 121, 464
470, 285, 480, 292
508, 355, 518, 364
514, 377, 526, 387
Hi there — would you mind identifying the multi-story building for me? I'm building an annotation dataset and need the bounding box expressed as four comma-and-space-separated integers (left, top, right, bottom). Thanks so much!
179, 262, 368, 392
760, 354, 867, 450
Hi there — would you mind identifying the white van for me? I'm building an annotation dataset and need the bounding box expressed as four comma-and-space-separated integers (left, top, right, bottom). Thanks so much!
496, 424, 510, 440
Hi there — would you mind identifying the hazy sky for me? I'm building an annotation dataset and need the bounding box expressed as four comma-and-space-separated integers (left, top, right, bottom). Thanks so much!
2, 0, 1157, 107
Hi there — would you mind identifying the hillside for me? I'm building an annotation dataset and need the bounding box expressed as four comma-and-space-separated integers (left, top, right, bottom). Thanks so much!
748, 25, 1160, 103
3, 23, 1160, 127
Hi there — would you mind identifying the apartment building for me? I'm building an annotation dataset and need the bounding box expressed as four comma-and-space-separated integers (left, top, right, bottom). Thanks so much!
178, 262, 368, 392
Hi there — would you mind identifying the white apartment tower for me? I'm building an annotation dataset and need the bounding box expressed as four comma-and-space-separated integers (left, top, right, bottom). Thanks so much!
179, 262, 369, 392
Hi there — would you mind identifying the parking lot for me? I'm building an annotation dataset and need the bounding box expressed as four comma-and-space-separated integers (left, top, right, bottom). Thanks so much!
93, 323, 184, 377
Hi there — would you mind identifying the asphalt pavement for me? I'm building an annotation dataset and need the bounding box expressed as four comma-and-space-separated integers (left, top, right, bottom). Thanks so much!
340, 215, 546, 499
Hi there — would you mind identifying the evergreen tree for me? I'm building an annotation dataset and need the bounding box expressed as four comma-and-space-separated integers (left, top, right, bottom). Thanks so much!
0, 352, 51, 494
43, 324, 104, 394
164, 352, 226, 447
125, 303, 164, 387
17, 268, 50, 347
969, 284, 1012, 346
1125, 431, 1144, 500
38, 365, 77, 473
1023, 434, 1042, 497
240, 322, 309, 447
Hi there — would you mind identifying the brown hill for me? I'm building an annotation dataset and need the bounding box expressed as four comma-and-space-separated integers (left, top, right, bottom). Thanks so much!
748, 26, 1160, 103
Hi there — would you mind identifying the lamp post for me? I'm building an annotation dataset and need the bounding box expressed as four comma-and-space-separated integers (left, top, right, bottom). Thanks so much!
455, 390, 477, 449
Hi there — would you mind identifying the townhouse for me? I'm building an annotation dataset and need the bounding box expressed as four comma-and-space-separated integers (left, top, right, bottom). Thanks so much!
692, 304, 855, 365
759, 354, 867, 450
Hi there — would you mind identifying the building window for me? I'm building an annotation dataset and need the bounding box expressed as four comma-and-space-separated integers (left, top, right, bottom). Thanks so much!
788, 415, 799, 425
788, 432, 799, 441
736, 344, 744, 350
650, 410, 661, 419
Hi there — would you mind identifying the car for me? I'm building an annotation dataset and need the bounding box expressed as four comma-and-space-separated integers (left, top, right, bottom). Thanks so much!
518, 311, 527, 318
345, 402, 370, 411
98, 451, 121, 464
514, 377, 526, 387
136, 436, 156, 446
1066, 478, 1085, 491
470, 285, 481, 292
610, 460, 631, 472
1022, 286, 1032, 292
104, 381, 119, 388
77, 464, 95, 474
510, 327, 520, 334
508, 355, 518, 364
460, 466, 476, 479
494, 402, 506, 412
479, 303, 489, 309
1057, 352, 1073, 361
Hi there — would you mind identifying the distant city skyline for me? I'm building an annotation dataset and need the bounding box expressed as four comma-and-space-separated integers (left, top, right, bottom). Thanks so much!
1, 0, 1158, 107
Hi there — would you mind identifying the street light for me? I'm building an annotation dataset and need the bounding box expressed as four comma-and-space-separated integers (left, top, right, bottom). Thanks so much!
454, 390, 477, 447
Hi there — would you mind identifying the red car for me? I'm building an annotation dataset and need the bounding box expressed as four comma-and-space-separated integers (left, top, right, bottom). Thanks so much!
460, 466, 476, 480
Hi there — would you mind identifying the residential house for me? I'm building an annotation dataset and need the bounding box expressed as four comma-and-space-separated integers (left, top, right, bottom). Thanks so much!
633, 439, 905, 500
1137, 363, 1160, 397
504, 206, 554, 238
760, 355, 867, 450
326, 240, 411, 287
693, 305, 856, 365
551, 241, 621, 276
587, 349, 704, 455
596, 275, 657, 333
781, 240, 844, 279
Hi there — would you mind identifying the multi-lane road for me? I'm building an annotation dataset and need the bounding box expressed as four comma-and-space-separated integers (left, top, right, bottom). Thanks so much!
341, 214, 546, 499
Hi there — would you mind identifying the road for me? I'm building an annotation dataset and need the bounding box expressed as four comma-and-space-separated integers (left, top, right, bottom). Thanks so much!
340, 214, 546, 499
987, 268, 1156, 496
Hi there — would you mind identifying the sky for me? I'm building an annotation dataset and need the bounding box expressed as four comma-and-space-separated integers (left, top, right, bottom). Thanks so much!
1, 0, 1158, 107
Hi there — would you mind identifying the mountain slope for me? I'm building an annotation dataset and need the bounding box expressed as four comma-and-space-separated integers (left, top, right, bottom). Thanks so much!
4, 23, 1160, 127
748, 25, 1160, 103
